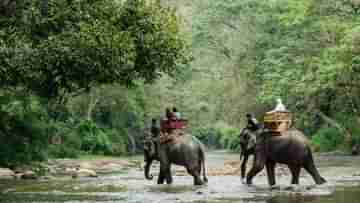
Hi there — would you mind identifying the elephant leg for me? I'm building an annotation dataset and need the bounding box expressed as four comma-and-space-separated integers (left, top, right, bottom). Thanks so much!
241, 154, 249, 181
288, 165, 301, 185
246, 154, 265, 185
157, 170, 165, 184
165, 165, 173, 184
265, 160, 276, 186
187, 165, 203, 185
303, 161, 326, 185
158, 165, 169, 184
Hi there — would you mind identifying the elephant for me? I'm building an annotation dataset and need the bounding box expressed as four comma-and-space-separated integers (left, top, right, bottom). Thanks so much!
240, 128, 326, 186
239, 128, 257, 183
143, 133, 208, 185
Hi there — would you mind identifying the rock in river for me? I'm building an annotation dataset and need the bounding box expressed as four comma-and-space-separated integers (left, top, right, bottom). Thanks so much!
0, 168, 15, 179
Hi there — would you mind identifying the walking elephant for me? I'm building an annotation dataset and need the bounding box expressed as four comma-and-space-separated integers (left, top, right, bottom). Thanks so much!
143, 133, 208, 185
240, 128, 326, 186
239, 128, 256, 183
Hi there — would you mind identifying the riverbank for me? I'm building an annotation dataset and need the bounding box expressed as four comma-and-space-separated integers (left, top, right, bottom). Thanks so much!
0, 155, 143, 181
0, 150, 357, 180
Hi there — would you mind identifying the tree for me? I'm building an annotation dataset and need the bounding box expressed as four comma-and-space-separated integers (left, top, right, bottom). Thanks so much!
0, 0, 191, 166
0, 0, 190, 101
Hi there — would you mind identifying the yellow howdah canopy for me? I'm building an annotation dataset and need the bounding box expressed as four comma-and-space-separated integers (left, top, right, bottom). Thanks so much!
264, 111, 292, 134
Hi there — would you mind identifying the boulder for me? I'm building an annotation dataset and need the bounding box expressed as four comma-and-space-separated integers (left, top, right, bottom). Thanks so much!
64, 167, 77, 176
0, 168, 15, 179
21, 170, 37, 180
71, 168, 98, 178
79, 162, 94, 170
97, 163, 123, 173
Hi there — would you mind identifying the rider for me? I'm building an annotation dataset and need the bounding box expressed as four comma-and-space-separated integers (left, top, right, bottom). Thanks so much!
246, 113, 260, 132
150, 118, 160, 137
173, 107, 181, 120
165, 108, 175, 120
163, 108, 176, 133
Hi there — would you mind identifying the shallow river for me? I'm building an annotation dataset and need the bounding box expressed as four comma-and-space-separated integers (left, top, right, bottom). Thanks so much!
1, 151, 360, 203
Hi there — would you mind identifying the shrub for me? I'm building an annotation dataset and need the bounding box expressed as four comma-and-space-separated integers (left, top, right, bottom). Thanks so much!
48, 130, 82, 158
311, 127, 343, 152
192, 122, 240, 151
104, 129, 128, 156
216, 122, 241, 151
77, 120, 112, 155
341, 116, 360, 148
192, 127, 222, 149
0, 107, 49, 167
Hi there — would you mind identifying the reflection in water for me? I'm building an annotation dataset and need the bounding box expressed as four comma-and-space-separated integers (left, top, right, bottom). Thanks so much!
267, 186, 360, 203
268, 195, 319, 203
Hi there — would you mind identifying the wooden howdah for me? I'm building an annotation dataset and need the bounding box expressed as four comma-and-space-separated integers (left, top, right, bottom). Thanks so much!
160, 119, 187, 132
159, 119, 188, 144
263, 111, 292, 134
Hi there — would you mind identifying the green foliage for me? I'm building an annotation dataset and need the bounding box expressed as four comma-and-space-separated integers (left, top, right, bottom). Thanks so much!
0, 0, 190, 99
0, 0, 191, 166
77, 120, 112, 155
311, 127, 343, 152
192, 127, 222, 149
0, 92, 49, 167
245, 0, 360, 114
2, 0, 360, 168
192, 122, 240, 151
216, 122, 241, 151
337, 115, 360, 147
48, 127, 82, 159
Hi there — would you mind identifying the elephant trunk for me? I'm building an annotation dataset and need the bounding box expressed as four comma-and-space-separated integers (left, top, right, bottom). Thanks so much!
240, 143, 246, 161
144, 160, 153, 180
240, 150, 244, 161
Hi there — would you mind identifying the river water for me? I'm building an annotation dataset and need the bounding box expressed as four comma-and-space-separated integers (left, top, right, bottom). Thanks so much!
1, 151, 360, 203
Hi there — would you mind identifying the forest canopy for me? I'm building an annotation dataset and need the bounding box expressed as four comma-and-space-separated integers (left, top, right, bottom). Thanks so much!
0, 0, 190, 100
1, 0, 360, 167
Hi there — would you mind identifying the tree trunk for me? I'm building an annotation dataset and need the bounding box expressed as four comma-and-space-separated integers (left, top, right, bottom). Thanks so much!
126, 129, 137, 154
86, 95, 99, 121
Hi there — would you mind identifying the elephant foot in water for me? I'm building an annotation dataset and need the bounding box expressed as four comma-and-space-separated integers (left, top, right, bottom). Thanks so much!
188, 168, 205, 185
157, 175, 165, 184
157, 170, 173, 184
166, 174, 173, 184
194, 177, 204, 185
192, 171, 204, 185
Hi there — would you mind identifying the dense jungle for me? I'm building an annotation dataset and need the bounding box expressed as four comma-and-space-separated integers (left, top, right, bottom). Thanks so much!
1, 0, 360, 203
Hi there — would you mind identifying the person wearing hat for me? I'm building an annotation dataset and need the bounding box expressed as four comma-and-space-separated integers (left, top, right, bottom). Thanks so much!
246, 113, 260, 132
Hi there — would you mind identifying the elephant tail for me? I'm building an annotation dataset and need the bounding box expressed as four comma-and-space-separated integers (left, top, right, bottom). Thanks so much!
200, 146, 208, 183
